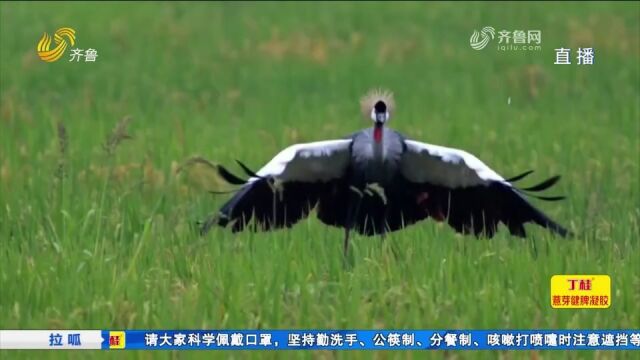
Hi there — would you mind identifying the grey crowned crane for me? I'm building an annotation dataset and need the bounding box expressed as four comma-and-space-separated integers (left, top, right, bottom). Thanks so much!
200, 89, 570, 254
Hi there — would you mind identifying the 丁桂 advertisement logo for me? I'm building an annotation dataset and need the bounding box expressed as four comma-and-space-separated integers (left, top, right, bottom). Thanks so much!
551, 275, 611, 309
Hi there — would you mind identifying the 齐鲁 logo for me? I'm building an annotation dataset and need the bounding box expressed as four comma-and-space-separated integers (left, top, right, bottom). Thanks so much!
37, 27, 76, 62
36, 27, 98, 63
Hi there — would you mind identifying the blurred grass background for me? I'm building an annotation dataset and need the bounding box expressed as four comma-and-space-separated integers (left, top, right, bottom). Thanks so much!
1, 1, 639, 359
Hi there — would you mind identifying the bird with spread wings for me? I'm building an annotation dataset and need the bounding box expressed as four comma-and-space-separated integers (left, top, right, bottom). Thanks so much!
201, 89, 570, 254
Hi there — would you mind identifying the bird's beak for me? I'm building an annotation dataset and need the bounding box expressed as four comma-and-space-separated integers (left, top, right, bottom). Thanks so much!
375, 112, 386, 124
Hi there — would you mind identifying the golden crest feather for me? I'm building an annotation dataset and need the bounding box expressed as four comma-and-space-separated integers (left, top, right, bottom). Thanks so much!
360, 88, 395, 119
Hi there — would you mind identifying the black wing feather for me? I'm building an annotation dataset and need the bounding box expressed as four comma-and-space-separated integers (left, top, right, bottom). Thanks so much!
201, 179, 327, 234
520, 175, 561, 192
217, 165, 247, 185
505, 170, 534, 183
400, 181, 570, 238
235, 160, 263, 179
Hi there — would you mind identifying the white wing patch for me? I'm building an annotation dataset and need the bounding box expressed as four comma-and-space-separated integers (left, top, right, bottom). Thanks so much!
252, 139, 352, 183
400, 140, 507, 188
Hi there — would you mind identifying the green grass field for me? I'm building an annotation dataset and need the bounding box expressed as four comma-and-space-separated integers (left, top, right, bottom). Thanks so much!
1, 1, 639, 359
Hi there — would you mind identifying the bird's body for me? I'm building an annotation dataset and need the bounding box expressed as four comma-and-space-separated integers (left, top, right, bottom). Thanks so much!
350, 127, 404, 185
201, 89, 570, 252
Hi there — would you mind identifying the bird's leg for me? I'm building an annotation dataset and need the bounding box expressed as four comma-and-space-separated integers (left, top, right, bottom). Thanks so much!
343, 227, 351, 256
343, 201, 362, 256
344, 186, 363, 256
363, 182, 389, 241
379, 205, 389, 242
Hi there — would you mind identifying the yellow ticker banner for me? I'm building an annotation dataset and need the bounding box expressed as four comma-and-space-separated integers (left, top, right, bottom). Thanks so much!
109, 331, 126, 349
551, 275, 611, 309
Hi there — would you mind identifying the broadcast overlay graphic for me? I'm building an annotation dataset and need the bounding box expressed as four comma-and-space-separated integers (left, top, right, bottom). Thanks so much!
0, 274, 628, 351
551, 275, 611, 309
1, 330, 639, 350
2, 1, 637, 356
36, 27, 98, 62
36, 27, 76, 62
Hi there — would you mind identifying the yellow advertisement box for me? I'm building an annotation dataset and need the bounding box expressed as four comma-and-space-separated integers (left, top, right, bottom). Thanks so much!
550, 275, 611, 309
109, 331, 126, 349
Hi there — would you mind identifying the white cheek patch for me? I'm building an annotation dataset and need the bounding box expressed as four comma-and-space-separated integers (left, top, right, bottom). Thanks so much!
371, 109, 391, 122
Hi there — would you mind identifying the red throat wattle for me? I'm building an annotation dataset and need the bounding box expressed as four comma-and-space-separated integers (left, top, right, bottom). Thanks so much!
373, 125, 383, 143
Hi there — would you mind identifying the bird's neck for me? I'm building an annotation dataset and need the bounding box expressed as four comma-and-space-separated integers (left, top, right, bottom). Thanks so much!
372, 123, 385, 164
373, 123, 383, 143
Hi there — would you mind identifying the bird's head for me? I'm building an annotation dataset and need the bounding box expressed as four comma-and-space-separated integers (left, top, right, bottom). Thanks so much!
360, 88, 394, 125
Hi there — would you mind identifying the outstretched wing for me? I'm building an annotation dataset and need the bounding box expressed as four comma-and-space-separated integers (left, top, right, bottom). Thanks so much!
200, 139, 352, 234
401, 140, 505, 187
252, 139, 353, 182
398, 140, 569, 237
